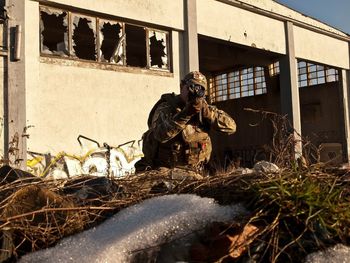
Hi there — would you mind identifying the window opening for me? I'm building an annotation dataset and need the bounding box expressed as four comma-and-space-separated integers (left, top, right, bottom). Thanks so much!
40, 7, 68, 56
268, 61, 280, 76
298, 61, 338, 88
125, 24, 147, 68
148, 30, 168, 70
39, 5, 171, 72
72, 15, 96, 61
99, 20, 124, 64
210, 66, 267, 102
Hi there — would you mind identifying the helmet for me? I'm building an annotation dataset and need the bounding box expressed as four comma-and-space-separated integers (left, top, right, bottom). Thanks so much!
182, 71, 207, 90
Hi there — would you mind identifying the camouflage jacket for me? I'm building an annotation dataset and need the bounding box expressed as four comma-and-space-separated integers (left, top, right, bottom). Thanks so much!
135, 93, 236, 171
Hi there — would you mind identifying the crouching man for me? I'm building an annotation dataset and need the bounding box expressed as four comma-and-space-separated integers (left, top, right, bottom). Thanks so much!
135, 71, 236, 174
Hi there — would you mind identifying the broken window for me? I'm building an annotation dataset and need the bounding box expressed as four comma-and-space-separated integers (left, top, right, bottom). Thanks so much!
125, 24, 147, 68
39, 5, 171, 72
99, 20, 124, 64
148, 30, 168, 70
40, 7, 68, 56
298, 61, 338, 88
72, 14, 96, 61
210, 67, 267, 102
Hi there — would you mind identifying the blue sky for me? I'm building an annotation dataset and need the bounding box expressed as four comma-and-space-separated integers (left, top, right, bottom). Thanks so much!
275, 0, 350, 34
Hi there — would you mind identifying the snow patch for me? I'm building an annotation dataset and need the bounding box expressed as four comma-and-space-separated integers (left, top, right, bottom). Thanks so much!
19, 194, 246, 263
305, 244, 350, 263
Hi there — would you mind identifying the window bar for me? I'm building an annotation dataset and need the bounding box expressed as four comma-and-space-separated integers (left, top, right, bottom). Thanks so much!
226, 72, 230, 99
145, 28, 150, 69
96, 17, 100, 62
168, 32, 171, 70
239, 69, 242, 98
253, 67, 256, 95
306, 62, 310, 86
121, 22, 126, 65
68, 11, 72, 56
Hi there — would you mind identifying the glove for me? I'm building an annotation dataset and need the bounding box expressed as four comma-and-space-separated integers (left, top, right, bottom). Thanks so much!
201, 100, 212, 120
184, 98, 202, 116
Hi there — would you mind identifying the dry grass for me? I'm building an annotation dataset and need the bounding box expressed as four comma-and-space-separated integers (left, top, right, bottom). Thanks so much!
1, 110, 350, 262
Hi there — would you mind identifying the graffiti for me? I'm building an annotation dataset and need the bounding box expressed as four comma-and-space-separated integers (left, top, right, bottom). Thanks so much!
27, 136, 143, 179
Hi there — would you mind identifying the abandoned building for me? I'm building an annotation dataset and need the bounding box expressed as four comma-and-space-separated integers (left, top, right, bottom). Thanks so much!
0, 0, 349, 169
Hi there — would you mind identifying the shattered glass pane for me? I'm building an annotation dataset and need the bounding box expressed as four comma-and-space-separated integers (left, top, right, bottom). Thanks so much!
99, 20, 124, 64
72, 15, 97, 61
40, 7, 68, 56
148, 30, 168, 70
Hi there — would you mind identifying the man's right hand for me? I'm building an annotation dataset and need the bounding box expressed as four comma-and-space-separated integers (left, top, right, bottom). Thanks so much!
184, 98, 202, 116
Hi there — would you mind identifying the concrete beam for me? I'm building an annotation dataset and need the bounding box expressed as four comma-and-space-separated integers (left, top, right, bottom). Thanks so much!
279, 21, 302, 158
184, 0, 199, 74
5, 0, 27, 169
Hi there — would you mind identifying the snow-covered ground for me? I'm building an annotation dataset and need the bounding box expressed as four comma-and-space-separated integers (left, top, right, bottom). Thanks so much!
19, 193, 350, 263
305, 244, 350, 263
19, 194, 246, 263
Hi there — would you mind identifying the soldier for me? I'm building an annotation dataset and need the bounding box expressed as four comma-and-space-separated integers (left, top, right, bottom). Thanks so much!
135, 71, 236, 173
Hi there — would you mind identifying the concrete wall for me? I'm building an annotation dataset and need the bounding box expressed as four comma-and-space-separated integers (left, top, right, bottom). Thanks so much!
294, 26, 350, 69
234, 0, 348, 37
0, 20, 5, 157
197, 0, 286, 54
198, 1, 349, 69
5, 0, 27, 167
39, 0, 184, 30
24, 0, 184, 154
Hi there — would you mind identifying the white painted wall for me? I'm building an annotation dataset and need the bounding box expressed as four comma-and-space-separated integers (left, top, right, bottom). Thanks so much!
237, 0, 348, 36
294, 25, 350, 69
24, 1, 183, 155
28, 64, 180, 154
18, 0, 350, 156
198, 0, 349, 69
42, 0, 184, 30
197, 0, 286, 54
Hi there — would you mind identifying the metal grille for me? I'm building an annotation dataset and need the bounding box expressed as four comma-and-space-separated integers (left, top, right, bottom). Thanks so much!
210, 67, 267, 102
298, 61, 338, 88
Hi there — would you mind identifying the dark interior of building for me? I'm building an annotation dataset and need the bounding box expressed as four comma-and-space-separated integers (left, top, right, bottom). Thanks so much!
198, 35, 345, 168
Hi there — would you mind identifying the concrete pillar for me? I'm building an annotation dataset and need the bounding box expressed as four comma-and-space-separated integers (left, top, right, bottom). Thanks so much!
184, 0, 199, 74
279, 21, 302, 158
340, 69, 350, 163
0, 19, 7, 160
5, 0, 26, 169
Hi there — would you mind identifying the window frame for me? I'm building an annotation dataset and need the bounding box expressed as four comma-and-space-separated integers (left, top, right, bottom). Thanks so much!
210, 66, 268, 102
268, 61, 280, 76
298, 60, 339, 88
39, 5, 171, 72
